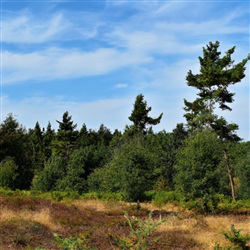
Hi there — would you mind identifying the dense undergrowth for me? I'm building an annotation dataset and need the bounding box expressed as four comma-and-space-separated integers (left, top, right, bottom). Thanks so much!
0, 189, 250, 250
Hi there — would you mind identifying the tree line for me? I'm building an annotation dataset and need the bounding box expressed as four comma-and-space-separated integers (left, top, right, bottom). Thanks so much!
0, 41, 249, 208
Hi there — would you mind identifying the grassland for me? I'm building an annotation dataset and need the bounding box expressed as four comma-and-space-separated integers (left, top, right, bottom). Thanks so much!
0, 191, 249, 250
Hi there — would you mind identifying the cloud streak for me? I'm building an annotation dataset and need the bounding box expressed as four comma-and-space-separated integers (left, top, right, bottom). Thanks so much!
2, 48, 152, 84
3, 12, 70, 43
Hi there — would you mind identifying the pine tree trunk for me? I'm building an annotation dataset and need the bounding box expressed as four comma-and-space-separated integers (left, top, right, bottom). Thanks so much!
224, 150, 236, 202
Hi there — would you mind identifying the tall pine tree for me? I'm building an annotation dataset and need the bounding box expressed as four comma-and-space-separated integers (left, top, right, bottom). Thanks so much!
183, 41, 249, 201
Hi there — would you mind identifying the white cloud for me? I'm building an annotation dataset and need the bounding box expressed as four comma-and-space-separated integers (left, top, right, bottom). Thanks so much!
114, 83, 128, 89
3, 12, 70, 43
2, 9, 103, 43
2, 48, 152, 84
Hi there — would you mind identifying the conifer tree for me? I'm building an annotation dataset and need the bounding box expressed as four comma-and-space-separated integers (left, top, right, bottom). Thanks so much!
0, 114, 33, 189
29, 122, 44, 172
128, 94, 163, 135
52, 111, 78, 159
183, 41, 249, 201
44, 122, 55, 161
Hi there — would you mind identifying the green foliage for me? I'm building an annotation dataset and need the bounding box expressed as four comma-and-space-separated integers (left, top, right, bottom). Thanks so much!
146, 125, 188, 190
183, 41, 249, 202
56, 148, 88, 194
1, 42, 249, 207
0, 158, 19, 189
152, 191, 182, 208
214, 225, 250, 250
0, 114, 33, 189
50, 190, 79, 202
235, 152, 250, 199
214, 199, 250, 215
182, 194, 222, 214
110, 211, 165, 249
88, 135, 158, 201
174, 130, 224, 212
52, 111, 78, 158
33, 156, 66, 192
43, 122, 55, 160
184, 41, 249, 133
224, 225, 250, 249
128, 94, 163, 135
54, 234, 92, 250
98, 192, 124, 202
80, 192, 99, 200
28, 122, 45, 173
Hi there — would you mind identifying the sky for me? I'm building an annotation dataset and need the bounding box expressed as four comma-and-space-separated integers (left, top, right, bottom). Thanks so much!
1, 0, 249, 140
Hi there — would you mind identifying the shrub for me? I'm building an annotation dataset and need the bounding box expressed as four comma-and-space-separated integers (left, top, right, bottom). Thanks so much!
214, 224, 250, 250
54, 234, 89, 250
110, 211, 165, 249
181, 193, 223, 214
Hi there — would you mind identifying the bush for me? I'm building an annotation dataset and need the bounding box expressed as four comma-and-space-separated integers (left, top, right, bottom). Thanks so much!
152, 191, 182, 208
182, 194, 221, 214
80, 192, 99, 200
214, 224, 250, 250
54, 234, 91, 250
110, 211, 165, 249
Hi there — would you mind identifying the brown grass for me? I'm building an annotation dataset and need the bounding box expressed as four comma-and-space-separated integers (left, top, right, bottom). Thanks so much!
0, 194, 250, 250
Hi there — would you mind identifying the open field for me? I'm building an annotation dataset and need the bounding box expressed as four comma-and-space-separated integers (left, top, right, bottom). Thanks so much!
0, 193, 250, 250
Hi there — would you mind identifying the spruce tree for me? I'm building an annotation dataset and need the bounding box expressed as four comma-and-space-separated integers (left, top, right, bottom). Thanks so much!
52, 111, 78, 159
29, 122, 44, 172
44, 122, 55, 161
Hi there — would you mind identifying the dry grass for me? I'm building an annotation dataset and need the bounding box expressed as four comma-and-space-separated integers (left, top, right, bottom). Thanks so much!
73, 198, 126, 213
0, 207, 61, 231
157, 213, 250, 250
0, 194, 249, 250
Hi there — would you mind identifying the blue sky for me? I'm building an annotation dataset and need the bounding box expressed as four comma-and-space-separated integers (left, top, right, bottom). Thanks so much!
1, 0, 249, 140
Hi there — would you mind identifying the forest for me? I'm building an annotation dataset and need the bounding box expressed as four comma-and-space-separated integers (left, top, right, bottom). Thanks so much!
1, 41, 250, 213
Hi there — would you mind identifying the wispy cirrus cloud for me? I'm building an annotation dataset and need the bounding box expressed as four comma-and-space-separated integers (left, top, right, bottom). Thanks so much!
3, 12, 69, 43
2, 9, 103, 44
2, 47, 153, 85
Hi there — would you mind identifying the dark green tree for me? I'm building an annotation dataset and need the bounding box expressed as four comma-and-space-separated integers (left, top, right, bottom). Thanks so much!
146, 130, 176, 190
128, 94, 163, 135
33, 156, 66, 192
76, 123, 89, 148
149, 124, 188, 190
56, 148, 90, 193
28, 122, 44, 172
97, 124, 113, 146
0, 157, 19, 189
0, 114, 33, 189
236, 153, 250, 200
52, 111, 78, 159
43, 122, 55, 161
234, 142, 250, 199
183, 41, 249, 201
0, 114, 24, 161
